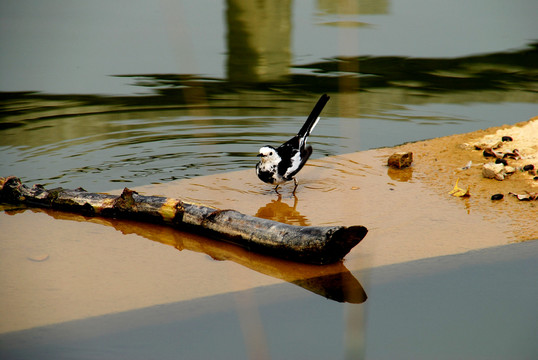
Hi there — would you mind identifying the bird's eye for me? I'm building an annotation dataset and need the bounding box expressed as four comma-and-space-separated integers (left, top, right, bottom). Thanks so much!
269, 151, 273, 155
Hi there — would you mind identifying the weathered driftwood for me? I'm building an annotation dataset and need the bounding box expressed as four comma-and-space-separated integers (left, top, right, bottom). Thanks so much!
20, 208, 366, 302
0, 176, 368, 265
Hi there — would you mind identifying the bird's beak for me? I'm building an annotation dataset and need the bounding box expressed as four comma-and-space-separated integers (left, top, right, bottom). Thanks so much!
257, 153, 263, 157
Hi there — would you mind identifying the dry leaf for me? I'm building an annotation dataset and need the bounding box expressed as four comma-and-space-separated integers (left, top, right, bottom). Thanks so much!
449, 178, 471, 197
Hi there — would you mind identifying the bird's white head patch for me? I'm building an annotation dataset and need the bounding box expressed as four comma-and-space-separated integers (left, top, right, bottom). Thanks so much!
257, 146, 280, 163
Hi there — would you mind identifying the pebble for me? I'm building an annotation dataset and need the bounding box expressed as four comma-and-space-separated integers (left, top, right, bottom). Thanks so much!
483, 148, 499, 158
504, 166, 516, 174
474, 140, 502, 150
387, 152, 413, 169
482, 163, 506, 181
491, 194, 504, 201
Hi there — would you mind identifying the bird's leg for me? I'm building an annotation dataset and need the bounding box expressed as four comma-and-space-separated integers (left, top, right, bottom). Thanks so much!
274, 184, 280, 194
292, 178, 298, 195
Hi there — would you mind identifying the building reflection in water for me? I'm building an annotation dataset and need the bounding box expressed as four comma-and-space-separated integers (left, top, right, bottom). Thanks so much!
318, 0, 388, 15
225, 0, 390, 85
226, 0, 292, 83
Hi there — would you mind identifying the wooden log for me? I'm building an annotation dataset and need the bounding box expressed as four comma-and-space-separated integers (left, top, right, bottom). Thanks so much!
15, 207, 367, 302
0, 176, 368, 265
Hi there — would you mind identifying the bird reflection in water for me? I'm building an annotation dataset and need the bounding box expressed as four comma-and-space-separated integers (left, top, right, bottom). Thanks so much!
255, 194, 309, 226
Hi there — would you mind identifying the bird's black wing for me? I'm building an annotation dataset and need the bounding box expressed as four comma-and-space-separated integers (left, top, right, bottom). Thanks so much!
277, 137, 312, 180
275, 94, 329, 180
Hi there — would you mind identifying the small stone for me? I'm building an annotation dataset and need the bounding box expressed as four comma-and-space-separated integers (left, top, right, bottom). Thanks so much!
523, 164, 535, 171
501, 136, 513, 142
491, 194, 504, 200
482, 163, 506, 181
474, 140, 502, 150
495, 158, 508, 166
483, 148, 498, 158
504, 166, 516, 174
387, 152, 413, 169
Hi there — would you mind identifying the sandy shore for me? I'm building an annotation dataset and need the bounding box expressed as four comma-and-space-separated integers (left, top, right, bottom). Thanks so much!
137, 116, 538, 267
1, 117, 537, 333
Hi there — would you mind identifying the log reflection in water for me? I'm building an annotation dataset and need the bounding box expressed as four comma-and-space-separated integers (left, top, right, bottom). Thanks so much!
32, 207, 366, 303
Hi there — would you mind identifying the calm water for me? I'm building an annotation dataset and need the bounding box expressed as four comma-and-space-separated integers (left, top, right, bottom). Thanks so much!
1, 1, 538, 359
1, 0, 538, 189
1, 241, 537, 359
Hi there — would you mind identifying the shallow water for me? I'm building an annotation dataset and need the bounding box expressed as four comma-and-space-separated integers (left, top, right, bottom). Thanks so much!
1, 1, 538, 359
1, 241, 536, 360
1, 0, 538, 189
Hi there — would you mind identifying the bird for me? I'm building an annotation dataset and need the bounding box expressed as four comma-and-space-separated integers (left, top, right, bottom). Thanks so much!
256, 94, 330, 194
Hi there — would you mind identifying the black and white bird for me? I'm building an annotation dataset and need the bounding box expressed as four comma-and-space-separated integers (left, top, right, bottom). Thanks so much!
256, 94, 330, 194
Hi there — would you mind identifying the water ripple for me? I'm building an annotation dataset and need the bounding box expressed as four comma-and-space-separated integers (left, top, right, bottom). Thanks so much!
0, 113, 347, 189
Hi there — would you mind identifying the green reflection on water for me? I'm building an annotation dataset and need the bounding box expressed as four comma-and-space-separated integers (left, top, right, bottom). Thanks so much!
2, 41, 537, 120
1, 43, 538, 189
1, 0, 537, 190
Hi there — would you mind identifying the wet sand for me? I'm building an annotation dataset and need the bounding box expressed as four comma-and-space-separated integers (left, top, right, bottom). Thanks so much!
138, 117, 537, 267
1, 117, 537, 333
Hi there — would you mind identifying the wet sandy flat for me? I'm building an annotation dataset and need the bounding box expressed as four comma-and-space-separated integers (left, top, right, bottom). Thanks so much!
1, 118, 536, 333
138, 117, 537, 267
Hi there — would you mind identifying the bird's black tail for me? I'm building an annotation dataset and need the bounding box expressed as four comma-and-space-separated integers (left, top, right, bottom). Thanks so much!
297, 94, 330, 138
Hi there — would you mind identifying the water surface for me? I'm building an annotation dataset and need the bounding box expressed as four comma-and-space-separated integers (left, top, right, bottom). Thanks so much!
1, 241, 536, 359
1, 1, 537, 359
1, 0, 538, 189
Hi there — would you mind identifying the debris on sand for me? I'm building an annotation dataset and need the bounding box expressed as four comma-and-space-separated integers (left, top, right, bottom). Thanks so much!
482, 163, 508, 181
474, 140, 503, 150
449, 178, 470, 197
461, 160, 472, 170
387, 151, 413, 169
509, 192, 538, 201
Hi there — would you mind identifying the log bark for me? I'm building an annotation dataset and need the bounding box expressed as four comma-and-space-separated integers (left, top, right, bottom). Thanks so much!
0, 176, 367, 265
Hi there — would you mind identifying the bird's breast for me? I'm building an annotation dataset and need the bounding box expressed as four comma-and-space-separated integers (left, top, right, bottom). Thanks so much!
256, 161, 284, 184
